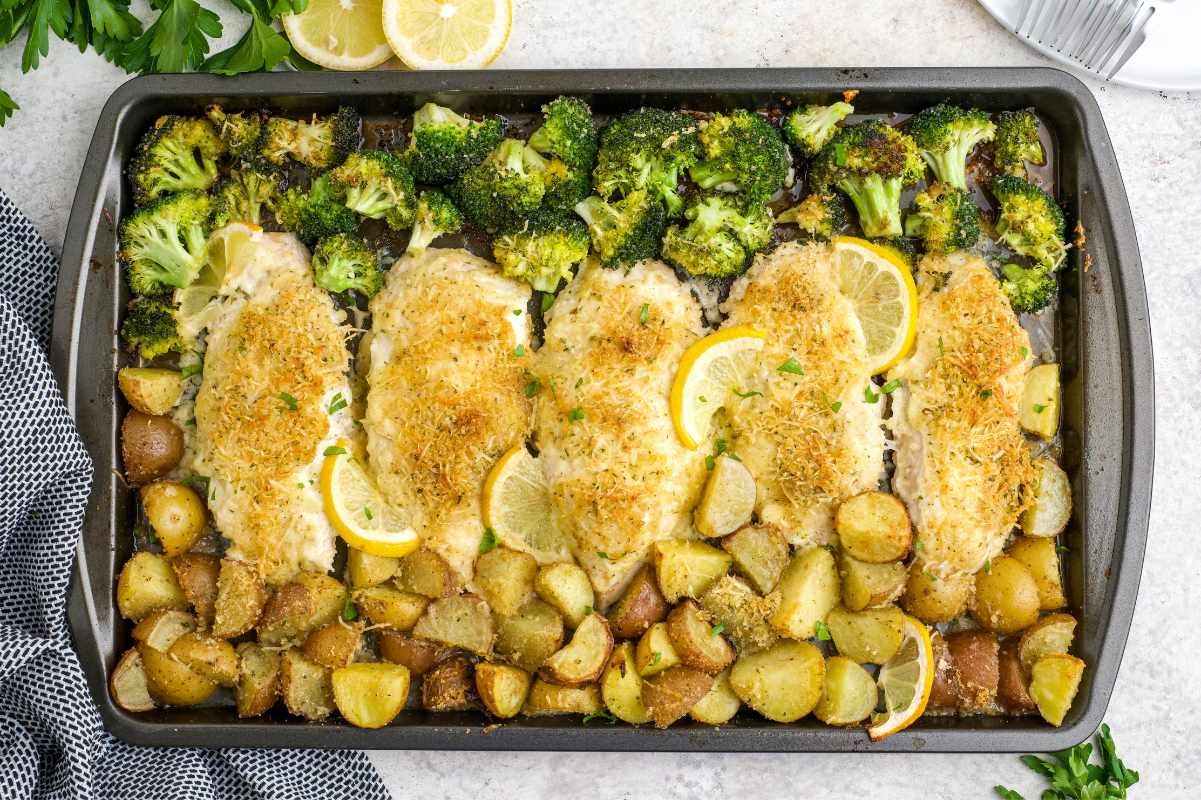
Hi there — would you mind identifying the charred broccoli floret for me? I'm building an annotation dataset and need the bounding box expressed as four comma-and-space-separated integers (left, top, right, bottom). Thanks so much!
327, 150, 417, 230
261, 107, 359, 170
868, 236, 922, 269
120, 295, 180, 360
205, 105, 262, 160
778, 192, 849, 238
212, 161, 285, 228
809, 120, 924, 239
450, 138, 549, 230
907, 103, 995, 191
311, 233, 382, 298
403, 102, 505, 184
990, 174, 1068, 269
275, 175, 358, 243
120, 191, 213, 295
994, 109, 1045, 177
129, 116, 224, 205
593, 108, 702, 217
542, 158, 592, 211
661, 195, 774, 278
573, 189, 666, 269
690, 109, 792, 203
903, 183, 981, 254
528, 96, 598, 170
493, 208, 590, 292
1000, 262, 1056, 314
406, 190, 464, 257
781, 101, 854, 158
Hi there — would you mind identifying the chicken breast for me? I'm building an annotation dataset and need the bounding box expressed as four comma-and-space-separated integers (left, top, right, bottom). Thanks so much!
534, 258, 708, 605
889, 252, 1035, 577
192, 232, 353, 585
721, 241, 884, 546
365, 248, 533, 583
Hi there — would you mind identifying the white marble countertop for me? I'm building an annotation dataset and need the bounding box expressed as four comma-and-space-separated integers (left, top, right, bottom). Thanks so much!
3, 0, 1199, 796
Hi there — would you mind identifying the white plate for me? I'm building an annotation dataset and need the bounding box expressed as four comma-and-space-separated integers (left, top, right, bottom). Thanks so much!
978, 0, 1201, 91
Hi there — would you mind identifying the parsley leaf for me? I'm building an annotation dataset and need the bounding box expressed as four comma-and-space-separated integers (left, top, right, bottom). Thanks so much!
731, 386, 762, 399
278, 391, 298, 411
0, 89, 17, 126
814, 620, 832, 641
327, 392, 348, 414
180, 359, 203, 380
524, 378, 541, 398
21, 0, 72, 72
540, 292, 555, 313
649, 651, 661, 666
996, 724, 1137, 800
323, 445, 346, 456
581, 710, 617, 725
201, 0, 290, 78
710, 623, 725, 636
638, 302, 649, 326
777, 357, 804, 375
1034, 403, 1047, 413
122, 0, 223, 74
595, 550, 609, 560
513, 343, 526, 358
830, 400, 842, 412
479, 527, 498, 554
864, 385, 879, 403
341, 595, 358, 622
880, 378, 902, 394
568, 406, 585, 423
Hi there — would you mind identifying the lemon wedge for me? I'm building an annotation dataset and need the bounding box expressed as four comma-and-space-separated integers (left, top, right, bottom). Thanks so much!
831, 236, 918, 375
867, 613, 934, 741
481, 444, 569, 563
321, 439, 418, 558
694, 454, 756, 538
282, 0, 394, 71
381, 0, 511, 69
670, 325, 766, 450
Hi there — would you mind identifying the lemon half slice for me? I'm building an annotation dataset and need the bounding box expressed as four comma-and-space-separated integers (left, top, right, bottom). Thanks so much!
481, 444, 569, 563
382, 0, 511, 69
282, 0, 394, 71
867, 614, 935, 741
670, 325, 766, 450
321, 439, 419, 558
831, 236, 918, 375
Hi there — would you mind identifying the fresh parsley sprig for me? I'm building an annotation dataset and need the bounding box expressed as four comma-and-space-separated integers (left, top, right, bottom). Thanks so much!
994, 724, 1138, 800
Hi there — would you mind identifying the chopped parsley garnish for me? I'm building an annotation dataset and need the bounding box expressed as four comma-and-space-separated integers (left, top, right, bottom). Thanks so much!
1020, 346, 1029, 359
323, 445, 347, 456
341, 595, 358, 622
584, 605, 593, 617
938, 336, 945, 356
864, 385, 880, 403
513, 308, 523, 316
180, 360, 203, 380
880, 379, 902, 394
710, 623, 726, 637
1034, 403, 1047, 413
639, 302, 650, 326
582, 710, 617, 725
649, 651, 662, 666
915, 539, 924, 551
832, 141, 848, 166
297, 482, 304, 490
715, 439, 729, 455
524, 377, 541, 398
705, 455, 716, 471
363, 506, 373, 521
479, 527, 498, 554
830, 400, 843, 412
327, 392, 348, 415
777, 357, 805, 375
575, 377, 584, 389
568, 406, 585, 423
981, 388, 993, 399
595, 550, 610, 560
513, 344, 526, 358
814, 620, 832, 641
983, 559, 992, 574
278, 391, 298, 411
541, 292, 555, 313
1057, 545, 1070, 554
699, 395, 707, 403
732, 386, 762, 399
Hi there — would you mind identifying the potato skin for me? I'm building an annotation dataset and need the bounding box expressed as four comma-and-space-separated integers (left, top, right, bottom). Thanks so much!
522, 679, 602, 717
169, 632, 238, 687
140, 480, 206, 557
601, 642, 652, 725
666, 600, 735, 674
236, 643, 280, 718
721, 525, 789, 594
825, 606, 904, 665
354, 586, 428, 631
539, 612, 614, 686
927, 631, 959, 712
117, 551, 189, 622
1007, 536, 1066, 611
131, 608, 196, 652
138, 642, 218, 707
110, 647, 155, 713
121, 410, 183, 485
495, 599, 564, 672
170, 553, 220, 628
634, 621, 680, 676
258, 572, 348, 646
377, 631, 447, 675
688, 669, 741, 725
729, 640, 825, 723
395, 548, 455, 598
901, 567, 971, 624
118, 367, 183, 416
997, 637, 1036, 714
608, 565, 668, 640
474, 547, 538, 617
302, 621, 363, 669
970, 556, 1041, 634
945, 629, 999, 714
1022, 457, 1072, 538
641, 666, 714, 728
835, 491, 911, 563
211, 558, 267, 639
1018, 613, 1077, 674
421, 655, 476, 711
475, 662, 532, 719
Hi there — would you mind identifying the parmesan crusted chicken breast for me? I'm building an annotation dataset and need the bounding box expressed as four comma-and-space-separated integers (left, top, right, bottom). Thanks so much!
192, 232, 353, 586
889, 252, 1035, 577
721, 241, 884, 546
534, 258, 708, 606
365, 248, 533, 583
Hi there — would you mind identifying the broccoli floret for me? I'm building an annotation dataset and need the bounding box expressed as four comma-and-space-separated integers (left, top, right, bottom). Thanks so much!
261, 107, 360, 170
689, 109, 792, 204
311, 233, 382, 298
907, 103, 996, 191
1000, 262, 1056, 314
994, 110, 1045, 177
903, 183, 981, 254
542, 158, 592, 211
406, 190, 464, 257
661, 195, 774, 278
492, 208, 590, 293
781, 101, 854, 158
809, 120, 925, 239
120, 295, 180, 360
450, 138, 549, 230
129, 116, 224, 205
205, 105, 262, 160
327, 150, 418, 230
573, 189, 666, 269
868, 236, 922, 269
404, 102, 505, 184
777, 192, 848, 238
528, 96, 598, 170
212, 161, 285, 228
119, 191, 213, 295
275, 174, 358, 243
593, 108, 702, 217
990, 174, 1068, 269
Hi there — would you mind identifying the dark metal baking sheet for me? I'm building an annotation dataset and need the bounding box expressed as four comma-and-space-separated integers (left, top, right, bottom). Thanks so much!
52, 67, 1153, 752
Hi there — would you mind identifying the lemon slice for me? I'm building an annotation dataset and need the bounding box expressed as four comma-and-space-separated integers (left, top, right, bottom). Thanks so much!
694, 454, 756, 538
481, 444, 569, 563
175, 222, 260, 344
831, 236, 918, 375
321, 439, 419, 558
282, 0, 394, 71
867, 614, 934, 741
670, 325, 766, 450
381, 0, 511, 70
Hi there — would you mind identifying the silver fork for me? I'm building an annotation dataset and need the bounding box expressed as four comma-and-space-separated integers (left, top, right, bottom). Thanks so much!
1015, 0, 1157, 79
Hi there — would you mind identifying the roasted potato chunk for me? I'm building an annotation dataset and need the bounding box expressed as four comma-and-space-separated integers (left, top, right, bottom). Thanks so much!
768, 546, 839, 640
927, 631, 959, 712
412, 594, 495, 657
211, 558, 267, 639
258, 572, 348, 646
140, 480, 206, 557
421, 655, 476, 711
997, 637, 1036, 714
354, 586, 427, 631
666, 599, 735, 673
608, 564, 668, 639
601, 642, 652, 724
694, 455, 756, 538
634, 621, 681, 676
522, 679, 602, 717
839, 554, 907, 612
641, 666, 714, 728
118, 367, 183, 416
236, 643, 280, 718
110, 647, 155, 712
653, 539, 732, 603
540, 612, 614, 686
813, 655, 876, 725
303, 621, 363, 669
1020, 363, 1060, 441
970, 556, 1041, 634
346, 548, 399, 588
377, 631, 447, 675
721, 524, 789, 594
395, 548, 454, 598
945, 629, 999, 713
170, 553, 220, 628
901, 567, 970, 624
131, 608, 196, 652
117, 552, 189, 622
1028, 653, 1084, 726
1007, 536, 1066, 611
475, 662, 531, 719
495, 599, 564, 672
281, 648, 335, 721
534, 562, 594, 627
1018, 613, 1077, 674
688, 668, 741, 725
1022, 457, 1071, 537
121, 410, 183, 485
475, 546, 538, 617
729, 640, 825, 723
138, 642, 217, 707
332, 662, 411, 729
169, 632, 238, 687
835, 491, 911, 563
825, 606, 904, 665
699, 575, 778, 653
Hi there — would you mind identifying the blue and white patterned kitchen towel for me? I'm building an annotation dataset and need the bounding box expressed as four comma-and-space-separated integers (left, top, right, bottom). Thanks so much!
0, 188, 391, 800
